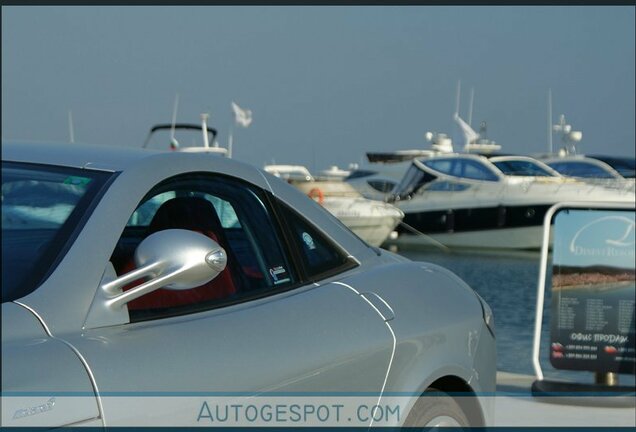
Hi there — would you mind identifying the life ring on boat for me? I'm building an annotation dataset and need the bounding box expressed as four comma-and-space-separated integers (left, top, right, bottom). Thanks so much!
308, 187, 324, 205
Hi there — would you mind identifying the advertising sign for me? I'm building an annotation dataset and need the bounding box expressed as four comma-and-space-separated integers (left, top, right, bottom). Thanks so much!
549, 208, 635, 374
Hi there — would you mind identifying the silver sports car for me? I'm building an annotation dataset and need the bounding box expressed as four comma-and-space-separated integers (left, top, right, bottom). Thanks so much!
2, 141, 495, 428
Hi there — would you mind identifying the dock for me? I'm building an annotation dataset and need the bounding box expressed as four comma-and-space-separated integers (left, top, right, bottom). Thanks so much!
494, 371, 636, 427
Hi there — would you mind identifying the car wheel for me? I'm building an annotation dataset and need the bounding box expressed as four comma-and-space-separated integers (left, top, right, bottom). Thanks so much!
403, 387, 470, 428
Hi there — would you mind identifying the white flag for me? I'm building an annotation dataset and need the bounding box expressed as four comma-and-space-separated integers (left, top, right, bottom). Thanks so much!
231, 101, 252, 127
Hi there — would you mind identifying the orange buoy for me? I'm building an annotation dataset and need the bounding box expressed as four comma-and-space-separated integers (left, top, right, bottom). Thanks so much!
307, 187, 324, 205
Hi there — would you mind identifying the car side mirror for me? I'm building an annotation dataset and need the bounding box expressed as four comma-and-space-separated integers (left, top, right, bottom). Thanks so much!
84, 229, 227, 329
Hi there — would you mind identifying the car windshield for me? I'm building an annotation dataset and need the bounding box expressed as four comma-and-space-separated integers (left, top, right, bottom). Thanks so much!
2, 162, 112, 302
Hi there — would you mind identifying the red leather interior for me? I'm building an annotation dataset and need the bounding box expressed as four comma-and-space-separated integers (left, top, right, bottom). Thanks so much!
120, 197, 238, 311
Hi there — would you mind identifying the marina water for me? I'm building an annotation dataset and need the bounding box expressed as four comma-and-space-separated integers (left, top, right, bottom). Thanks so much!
397, 247, 636, 387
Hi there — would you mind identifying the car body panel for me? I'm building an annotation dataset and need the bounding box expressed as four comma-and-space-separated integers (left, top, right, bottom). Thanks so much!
1, 303, 100, 427
64, 281, 393, 426
2, 140, 157, 172
336, 262, 489, 393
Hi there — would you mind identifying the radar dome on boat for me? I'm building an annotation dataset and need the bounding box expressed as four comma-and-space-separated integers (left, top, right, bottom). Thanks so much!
567, 131, 582, 142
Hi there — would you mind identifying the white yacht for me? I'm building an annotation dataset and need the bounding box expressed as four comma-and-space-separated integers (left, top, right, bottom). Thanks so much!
539, 154, 635, 193
346, 160, 415, 201
345, 133, 457, 201
346, 109, 505, 201
264, 165, 404, 247
142, 114, 229, 156
535, 113, 635, 192
388, 153, 635, 250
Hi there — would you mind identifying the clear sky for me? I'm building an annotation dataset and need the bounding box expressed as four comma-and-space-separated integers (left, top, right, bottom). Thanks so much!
2, 6, 634, 171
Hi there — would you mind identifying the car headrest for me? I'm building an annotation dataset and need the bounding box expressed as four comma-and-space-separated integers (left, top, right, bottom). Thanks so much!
148, 196, 223, 235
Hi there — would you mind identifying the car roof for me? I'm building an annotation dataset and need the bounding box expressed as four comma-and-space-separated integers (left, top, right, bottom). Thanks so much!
2, 140, 166, 172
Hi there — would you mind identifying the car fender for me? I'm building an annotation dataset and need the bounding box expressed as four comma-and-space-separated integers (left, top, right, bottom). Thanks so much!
1, 303, 101, 427
338, 261, 488, 394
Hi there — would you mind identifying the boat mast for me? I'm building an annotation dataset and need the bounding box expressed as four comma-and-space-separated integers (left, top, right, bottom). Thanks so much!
68, 110, 75, 144
201, 113, 210, 148
228, 123, 234, 159
170, 93, 180, 149
468, 87, 475, 127
548, 89, 553, 154
455, 80, 462, 117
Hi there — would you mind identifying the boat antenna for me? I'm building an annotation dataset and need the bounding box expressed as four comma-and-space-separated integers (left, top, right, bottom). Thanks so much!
68, 110, 75, 144
547, 89, 553, 154
228, 128, 233, 158
479, 121, 488, 140
201, 113, 210, 148
170, 93, 180, 150
468, 87, 475, 127
455, 80, 462, 117
228, 120, 234, 159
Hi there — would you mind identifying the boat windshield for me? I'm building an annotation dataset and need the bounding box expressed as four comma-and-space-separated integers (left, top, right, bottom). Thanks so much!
391, 162, 437, 200
587, 155, 636, 179
423, 157, 500, 181
547, 161, 617, 179
492, 159, 557, 177
2, 162, 112, 302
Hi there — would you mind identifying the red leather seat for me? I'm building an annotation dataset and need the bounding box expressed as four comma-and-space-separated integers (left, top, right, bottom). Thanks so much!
122, 197, 238, 311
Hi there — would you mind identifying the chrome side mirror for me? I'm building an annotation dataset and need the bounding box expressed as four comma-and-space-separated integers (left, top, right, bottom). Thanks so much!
84, 229, 227, 329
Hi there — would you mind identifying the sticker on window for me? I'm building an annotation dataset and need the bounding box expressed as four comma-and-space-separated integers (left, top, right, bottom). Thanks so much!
269, 266, 291, 285
302, 232, 316, 250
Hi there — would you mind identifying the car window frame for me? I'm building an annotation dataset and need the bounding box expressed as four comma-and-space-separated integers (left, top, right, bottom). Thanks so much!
119, 172, 316, 322
2, 161, 117, 302
266, 195, 359, 284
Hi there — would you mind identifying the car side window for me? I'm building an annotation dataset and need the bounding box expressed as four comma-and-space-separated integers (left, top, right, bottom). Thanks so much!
111, 174, 296, 322
275, 201, 356, 280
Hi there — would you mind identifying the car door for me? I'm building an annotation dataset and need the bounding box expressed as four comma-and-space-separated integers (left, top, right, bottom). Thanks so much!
65, 173, 394, 426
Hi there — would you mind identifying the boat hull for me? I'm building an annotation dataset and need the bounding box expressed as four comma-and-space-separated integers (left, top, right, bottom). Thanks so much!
321, 197, 404, 247
390, 225, 548, 250
393, 178, 634, 250
337, 213, 402, 247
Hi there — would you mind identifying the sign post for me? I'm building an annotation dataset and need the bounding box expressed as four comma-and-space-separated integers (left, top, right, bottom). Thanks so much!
532, 202, 635, 403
